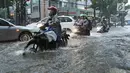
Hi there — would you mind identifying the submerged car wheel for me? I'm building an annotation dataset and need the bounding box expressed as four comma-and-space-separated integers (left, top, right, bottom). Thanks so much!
19, 32, 32, 41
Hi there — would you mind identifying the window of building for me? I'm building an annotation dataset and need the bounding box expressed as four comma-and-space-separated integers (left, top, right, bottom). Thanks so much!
64, 2, 67, 7
71, 2, 74, 7
59, 1, 62, 7
33, 6, 39, 12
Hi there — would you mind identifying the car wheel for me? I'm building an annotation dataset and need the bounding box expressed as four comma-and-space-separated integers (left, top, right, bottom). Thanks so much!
19, 32, 31, 41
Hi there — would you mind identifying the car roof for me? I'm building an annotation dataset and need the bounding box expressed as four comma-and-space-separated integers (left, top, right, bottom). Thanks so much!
58, 16, 73, 18
58, 16, 75, 20
40, 16, 74, 22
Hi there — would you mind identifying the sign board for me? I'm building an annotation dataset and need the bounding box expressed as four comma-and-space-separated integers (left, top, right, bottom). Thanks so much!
117, 3, 125, 12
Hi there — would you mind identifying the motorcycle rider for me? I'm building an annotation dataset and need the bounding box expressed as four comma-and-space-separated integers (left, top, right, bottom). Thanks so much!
74, 14, 91, 35
84, 15, 92, 36
101, 16, 108, 32
44, 6, 62, 45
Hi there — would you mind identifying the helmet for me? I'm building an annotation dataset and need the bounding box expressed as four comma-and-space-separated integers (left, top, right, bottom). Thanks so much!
48, 6, 58, 11
80, 14, 87, 17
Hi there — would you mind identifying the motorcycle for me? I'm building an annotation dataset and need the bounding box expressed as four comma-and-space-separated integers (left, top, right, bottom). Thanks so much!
97, 19, 110, 33
23, 24, 70, 55
72, 22, 87, 35
97, 24, 110, 33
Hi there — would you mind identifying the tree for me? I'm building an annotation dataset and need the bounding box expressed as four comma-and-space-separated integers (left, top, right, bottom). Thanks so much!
91, 0, 128, 18
125, 5, 130, 10
91, 0, 96, 18
0, 0, 14, 18
0, 0, 14, 8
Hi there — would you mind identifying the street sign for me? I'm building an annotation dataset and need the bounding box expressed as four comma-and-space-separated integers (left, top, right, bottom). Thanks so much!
117, 3, 125, 12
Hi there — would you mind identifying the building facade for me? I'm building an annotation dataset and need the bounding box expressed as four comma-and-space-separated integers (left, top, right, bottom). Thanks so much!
29, 0, 99, 19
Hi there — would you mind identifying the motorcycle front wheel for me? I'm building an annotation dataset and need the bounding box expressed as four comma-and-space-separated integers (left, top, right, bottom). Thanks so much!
23, 39, 40, 55
23, 43, 39, 55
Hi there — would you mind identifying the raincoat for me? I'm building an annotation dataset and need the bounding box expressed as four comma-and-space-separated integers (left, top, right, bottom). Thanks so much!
45, 14, 62, 41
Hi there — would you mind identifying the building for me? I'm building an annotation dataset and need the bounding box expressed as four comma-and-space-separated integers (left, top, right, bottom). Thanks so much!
49, 0, 99, 17
29, 0, 99, 20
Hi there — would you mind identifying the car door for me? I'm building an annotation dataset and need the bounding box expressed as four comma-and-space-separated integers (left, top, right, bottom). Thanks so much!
59, 17, 74, 30
59, 17, 66, 29
6, 24, 18, 40
64, 17, 74, 29
0, 19, 10, 41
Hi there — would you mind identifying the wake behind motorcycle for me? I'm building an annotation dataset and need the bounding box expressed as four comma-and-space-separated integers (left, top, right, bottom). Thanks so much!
23, 24, 70, 55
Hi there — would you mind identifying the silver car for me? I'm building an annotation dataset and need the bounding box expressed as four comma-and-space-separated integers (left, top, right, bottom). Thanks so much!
0, 18, 34, 41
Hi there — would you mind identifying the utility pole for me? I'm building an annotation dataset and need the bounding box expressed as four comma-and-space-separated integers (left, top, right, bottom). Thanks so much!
39, 0, 41, 19
15, 0, 27, 25
21, 0, 26, 25
16, 0, 20, 25
43, 0, 46, 17
4, 0, 7, 19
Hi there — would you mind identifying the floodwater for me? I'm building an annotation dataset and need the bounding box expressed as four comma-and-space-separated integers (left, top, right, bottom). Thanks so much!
1, 26, 130, 73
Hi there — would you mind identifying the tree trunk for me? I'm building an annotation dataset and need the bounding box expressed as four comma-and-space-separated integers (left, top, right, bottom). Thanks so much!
7, 6, 10, 18
94, 8, 96, 18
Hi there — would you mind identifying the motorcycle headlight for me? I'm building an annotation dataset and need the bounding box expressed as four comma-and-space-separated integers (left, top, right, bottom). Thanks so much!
37, 23, 43, 28
97, 26, 102, 31
72, 28, 79, 33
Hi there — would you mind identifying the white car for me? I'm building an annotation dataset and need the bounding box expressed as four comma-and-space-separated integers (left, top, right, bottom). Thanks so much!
26, 16, 75, 31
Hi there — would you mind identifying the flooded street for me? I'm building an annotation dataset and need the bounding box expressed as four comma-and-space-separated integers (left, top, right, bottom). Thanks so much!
1, 26, 130, 73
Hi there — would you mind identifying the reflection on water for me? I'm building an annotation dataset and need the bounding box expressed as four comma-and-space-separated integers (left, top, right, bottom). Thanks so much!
109, 68, 126, 73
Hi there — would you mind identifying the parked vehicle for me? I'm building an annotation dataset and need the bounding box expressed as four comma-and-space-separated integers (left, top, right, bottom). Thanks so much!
0, 18, 35, 41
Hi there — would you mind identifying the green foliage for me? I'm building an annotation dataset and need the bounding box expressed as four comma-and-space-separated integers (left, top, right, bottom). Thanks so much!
91, 0, 123, 17
0, 8, 7, 18
125, 5, 130, 10
0, 0, 14, 8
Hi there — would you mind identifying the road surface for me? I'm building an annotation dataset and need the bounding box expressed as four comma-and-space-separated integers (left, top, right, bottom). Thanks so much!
0, 26, 130, 73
